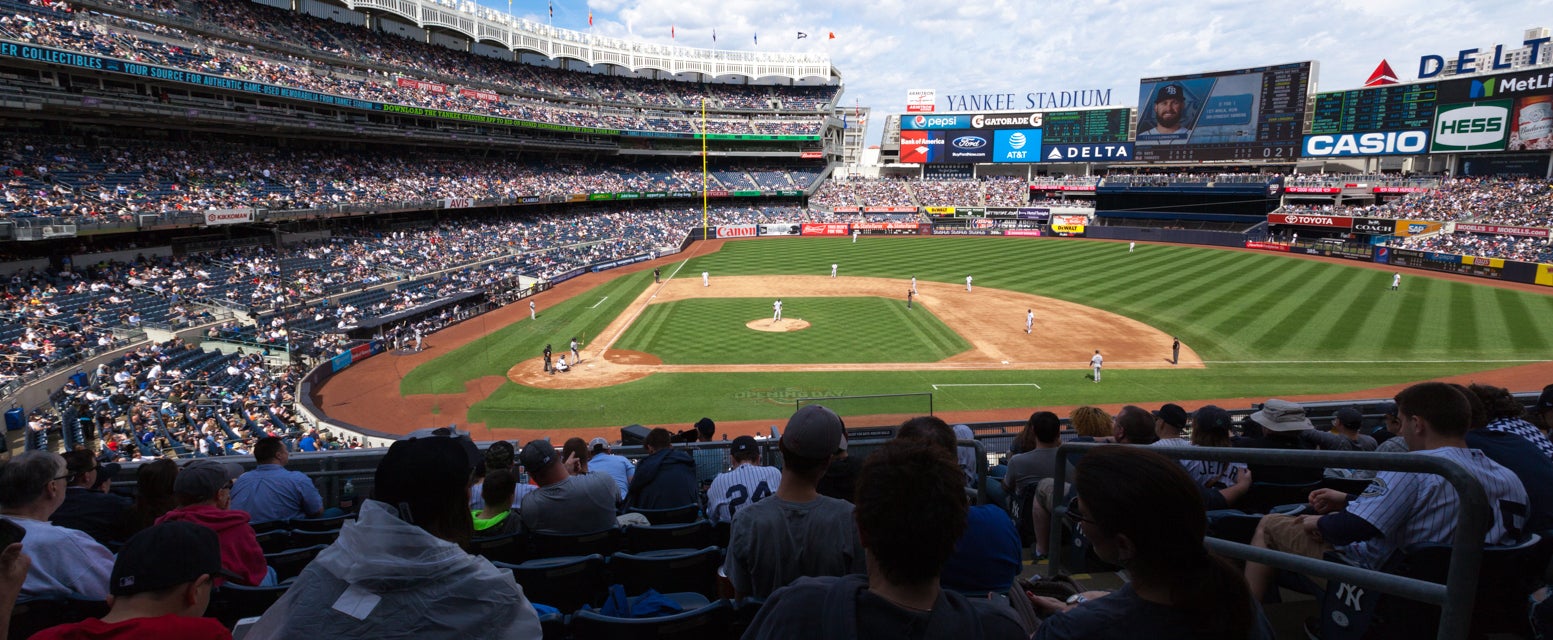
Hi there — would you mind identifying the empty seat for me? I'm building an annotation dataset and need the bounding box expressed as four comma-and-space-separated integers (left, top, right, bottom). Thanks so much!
531, 527, 621, 560
265, 544, 327, 582
622, 521, 713, 554
626, 504, 700, 526
499, 554, 608, 614
469, 530, 529, 566
570, 598, 733, 639
206, 583, 290, 628
609, 547, 722, 599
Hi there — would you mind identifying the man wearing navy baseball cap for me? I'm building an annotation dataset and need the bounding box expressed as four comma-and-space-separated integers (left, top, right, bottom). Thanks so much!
1140, 82, 1193, 138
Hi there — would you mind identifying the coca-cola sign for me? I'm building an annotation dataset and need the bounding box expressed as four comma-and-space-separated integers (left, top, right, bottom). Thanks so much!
1268, 213, 1353, 229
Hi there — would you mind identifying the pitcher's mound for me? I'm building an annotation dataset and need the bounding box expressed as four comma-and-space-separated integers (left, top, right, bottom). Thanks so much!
747, 318, 811, 332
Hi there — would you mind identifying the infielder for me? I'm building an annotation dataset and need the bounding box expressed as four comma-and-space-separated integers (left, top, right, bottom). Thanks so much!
703, 271, 709, 287
831, 263, 838, 278
772, 299, 783, 322
852, 230, 860, 243
1172, 337, 1180, 365
965, 275, 973, 292
1090, 350, 1103, 382
906, 289, 914, 310
529, 300, 536, 320
1391, 273, 1401, 291
1025, 309, 1034, 334
1129, 241, 1136, 253
911, 276, 917, 294
570, 337, 581, 363
654, 268, 661, 284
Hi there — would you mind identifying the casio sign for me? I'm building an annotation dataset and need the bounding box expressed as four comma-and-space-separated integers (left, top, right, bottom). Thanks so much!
1431, 101, 1510, 151
1303, 131, 1428, 157
952, 136, 987, 150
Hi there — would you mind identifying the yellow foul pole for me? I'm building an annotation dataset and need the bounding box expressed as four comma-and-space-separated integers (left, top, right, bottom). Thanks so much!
701, 98, 708, 240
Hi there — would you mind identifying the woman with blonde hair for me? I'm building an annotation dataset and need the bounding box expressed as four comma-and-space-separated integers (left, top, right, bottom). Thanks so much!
1069, 406, 1113, 439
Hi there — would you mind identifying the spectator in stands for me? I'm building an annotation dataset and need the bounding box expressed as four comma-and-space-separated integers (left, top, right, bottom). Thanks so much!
470, 440, 522, 511
1535, 385, 1553, 434
724, 405, 865, 599
0, 451, 114, 601
1243, 382, 1530, 602
1181, 406, 1253, 509
518, 440, 624, 534
1007, 411, 1047, 457
897, 417, 1022, 595
587, 437, 634, 501
1003, 411, 1068, 560
155, 460, 272, 587
952, 424, 979, 488
1068, 406, 1112, 440
1150, 404, 1190, 447
471, 469, 522, 538
120, 458, 178, 536
1027, 446, 1273, 639
707, 436, 782, 524
744, 439, 1028, 639
48, 450, 131, 546
561, 438, 592, 475
1232, 399, 1324, 486
30, 522, 236, 640
816, 432, 860, 502
1299, 407, 1378, 453
230, 436, 323, 524
1112, 406, 1156, 445
624, 427, 698, 511
1469, 383, 1553, 460
247, 434, 542, 639
0, 543, 28, 640
1461, 389, 1553, 533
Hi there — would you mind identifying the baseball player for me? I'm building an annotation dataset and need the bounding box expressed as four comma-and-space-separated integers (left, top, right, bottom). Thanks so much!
1172, 337, 1181, 365
555, 354, 569, 373
906, 289, 914, 310
1090, 350, 1103, 382
831, 263, 838, 278
1392, 273, 1401, 291
570, 337, 581, 363
852, 230, 859, 243
965, 275, 973, 292
654, 267, 661, 283
529, 300, 536, 320
706, 436, 782, 524
910, 276, 917, 294
772, 298, 783, 322
1025, 309, 1034, 334
543, 344, 553, 373
1129, 241, 1136, 253
413, 328, 422, 352
703, 271, 709, 287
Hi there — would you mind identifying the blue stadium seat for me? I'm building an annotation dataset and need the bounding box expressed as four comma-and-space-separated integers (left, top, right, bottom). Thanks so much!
621, 521, 714, 554
570, 598, 733, 640
609, 547, 722, 600
498, 554, 608, 614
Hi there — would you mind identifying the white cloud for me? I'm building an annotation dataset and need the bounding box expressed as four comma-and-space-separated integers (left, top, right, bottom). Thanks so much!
486, 0, 1553, 142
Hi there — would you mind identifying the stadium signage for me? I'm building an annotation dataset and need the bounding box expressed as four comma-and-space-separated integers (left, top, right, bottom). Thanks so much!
1268, 214, 1354, 228
924, 207, 956, 215
1014, 208, 1051, 220
1431, 101, 1512, 152
1302, 131, 1429, 156
942, 89, 1113, 111
930, 228, 1002, 236
1352, 218, 1399, 235
717, 225, 759, 238
706, 190, 730, 198
1003, 229, 1044, 237
1245, 241, 1291, 252
906, 88, 937, 112
759, 224, 801, 236
1417, 36, 1552, 78
1042, 143, 1133, 161
1050, 224, 1086, 236
459, 88, 500, 102
1455, 223, 1552, 238
852, 222, 922, 230
951, 135, 988, 150
801, 223, 850, 236
832, 207, 862, 213
864, 206, 918, 213
731, 190, 763, 197
203, 208, 253, 226
800, 151, 824, 159
587, 193, 616, 201
1373, 186, 1430, 194
617, 192, 641, 199
972, 112, 1044, 129
903, 115, 969, 130
518, 196, 542, 204
669, 191, 695, 198
1283, 186, 1342, 194
643, 192, 667, 199
396, 77, 447, 94
1031, 184, 1097, 191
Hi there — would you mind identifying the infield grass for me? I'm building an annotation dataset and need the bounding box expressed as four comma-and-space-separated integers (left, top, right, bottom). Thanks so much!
613, 297, 969, 363
399, 237, 1553, 429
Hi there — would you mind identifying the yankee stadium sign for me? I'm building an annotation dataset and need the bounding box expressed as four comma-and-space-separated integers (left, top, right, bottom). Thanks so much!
942, 88, 1114, 112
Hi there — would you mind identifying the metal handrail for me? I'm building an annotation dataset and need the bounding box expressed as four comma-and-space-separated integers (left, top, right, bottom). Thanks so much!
1049, 443, 1491, 640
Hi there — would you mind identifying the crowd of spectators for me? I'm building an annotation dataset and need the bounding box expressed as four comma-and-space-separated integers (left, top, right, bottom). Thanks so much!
1389, 232, 1553, 264
809, 177, 1088, 209
1276, 178, 1553, 226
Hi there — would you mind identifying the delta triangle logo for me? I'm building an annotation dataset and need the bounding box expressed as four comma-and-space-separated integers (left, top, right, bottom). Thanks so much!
1047, 148, 1063, 160
1364, 60, 1399, 87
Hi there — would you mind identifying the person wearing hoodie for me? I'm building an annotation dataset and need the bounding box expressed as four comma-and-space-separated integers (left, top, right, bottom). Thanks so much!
246, 434, 542, 640
155, 459, 273, 587
624, 428, 698, 511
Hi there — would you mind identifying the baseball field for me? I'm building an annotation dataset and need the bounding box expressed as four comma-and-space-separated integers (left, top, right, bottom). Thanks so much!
317, 236, 1553, 438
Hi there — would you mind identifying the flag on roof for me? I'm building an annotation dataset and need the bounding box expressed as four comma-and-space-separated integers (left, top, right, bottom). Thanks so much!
828, 32, 835, 40
797, 32, 807, 39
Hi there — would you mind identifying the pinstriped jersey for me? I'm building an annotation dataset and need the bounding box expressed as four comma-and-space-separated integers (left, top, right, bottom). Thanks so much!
707, 464, 783, 524
1341, 447, 1529, 568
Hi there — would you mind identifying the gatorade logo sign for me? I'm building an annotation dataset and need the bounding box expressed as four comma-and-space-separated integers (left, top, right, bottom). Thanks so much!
1431, 100, 1511, 152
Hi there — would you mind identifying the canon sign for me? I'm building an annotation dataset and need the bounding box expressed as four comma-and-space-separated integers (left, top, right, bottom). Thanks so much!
971, 112, 1043, 129
1269, 213, 1353, 229
1302, 131, 1429, 157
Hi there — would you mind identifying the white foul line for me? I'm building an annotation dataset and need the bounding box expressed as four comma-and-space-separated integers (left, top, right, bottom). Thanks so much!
932, 383, 1042, 390
588, 296, 610, 309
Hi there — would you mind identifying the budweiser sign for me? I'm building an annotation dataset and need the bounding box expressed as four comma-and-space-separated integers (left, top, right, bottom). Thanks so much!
396, 77, 448, 94
1269, 214, 1353, 229
1455, 223, 1551, 239
800, 151, 824, 159
801, 223, 850, 236
459, 88, 500, 102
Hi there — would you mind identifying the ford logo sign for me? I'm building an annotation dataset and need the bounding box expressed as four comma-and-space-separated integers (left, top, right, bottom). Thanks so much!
952, 136, 987, 149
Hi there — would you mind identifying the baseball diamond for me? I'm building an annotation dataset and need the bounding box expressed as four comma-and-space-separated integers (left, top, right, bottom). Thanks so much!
315, 236, 1553, 440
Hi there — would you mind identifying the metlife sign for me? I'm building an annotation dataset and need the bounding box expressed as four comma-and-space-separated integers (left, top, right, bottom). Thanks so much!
1042, 143, 1134, 162
1431, 100, 1512, 152
993, 129, 1042, 163
1302, 131, 1430, 157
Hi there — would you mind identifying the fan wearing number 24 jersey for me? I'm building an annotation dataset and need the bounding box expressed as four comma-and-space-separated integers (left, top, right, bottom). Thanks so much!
708, 454, 783, 523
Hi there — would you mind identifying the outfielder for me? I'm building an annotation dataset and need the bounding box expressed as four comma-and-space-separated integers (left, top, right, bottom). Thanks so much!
703, 271, 710, 287
1090, 350, 1103, 382
570, 337, 581, 363
1129, 241, 1136, 253
772, 299, 783, 322
529, 300, 536, 320
852, 230, 860, 243
965, 275, 973, 292
1391, 273, 1401, 291
831, 263, 838, 278
1025, 309, 1034, 334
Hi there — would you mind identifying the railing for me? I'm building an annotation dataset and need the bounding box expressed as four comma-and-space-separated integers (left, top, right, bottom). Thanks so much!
1049, 443, 1493, 640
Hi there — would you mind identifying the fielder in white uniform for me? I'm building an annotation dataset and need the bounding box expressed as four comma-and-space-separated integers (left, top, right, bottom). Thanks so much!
529, 300, 536, 320
706, 436, 783, 524
703, 271, 709, 287
852, 230, 860, 243
1026, 309, 1034, 334
570, 337, 581, 363
1090, 350, 1103, 382
772, 299, 783, 322
911, 276, 917, 294
965, 275, 973, 292
1392, 273, 1401, 291
831, 263, 838, 278
1129, 242, 1136, 253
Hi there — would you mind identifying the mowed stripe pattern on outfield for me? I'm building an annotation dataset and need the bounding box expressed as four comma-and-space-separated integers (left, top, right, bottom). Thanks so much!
614, 297, 969, 364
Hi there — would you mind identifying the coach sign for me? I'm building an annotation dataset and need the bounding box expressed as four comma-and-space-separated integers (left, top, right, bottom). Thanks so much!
204, 208, 253, 226
1352, 218, 1398, 235
1268, 213, 1353, 229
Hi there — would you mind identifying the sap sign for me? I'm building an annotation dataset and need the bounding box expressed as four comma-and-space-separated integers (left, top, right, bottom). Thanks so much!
1042, 143, 1133, 162
1302, 131, 1429, 157
993, 129, 1042, 163
902, 114, 969, 130
1431, 100, 1511, 152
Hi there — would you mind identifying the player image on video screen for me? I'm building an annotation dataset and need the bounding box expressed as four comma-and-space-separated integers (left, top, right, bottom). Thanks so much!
1138, 82, 1196, 142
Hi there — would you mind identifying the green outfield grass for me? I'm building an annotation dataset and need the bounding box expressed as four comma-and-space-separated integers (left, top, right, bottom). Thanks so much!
398, 237, 1553, 429
612, 297, 968, 363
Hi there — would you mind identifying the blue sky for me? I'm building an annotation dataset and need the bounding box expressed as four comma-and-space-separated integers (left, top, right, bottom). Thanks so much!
479, 0, 1552, 144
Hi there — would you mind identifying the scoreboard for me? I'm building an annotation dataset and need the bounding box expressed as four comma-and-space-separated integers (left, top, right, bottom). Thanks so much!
1136, 61, 1314, 163
1309, 83, 1438, 135
1041, 107, 1131, 144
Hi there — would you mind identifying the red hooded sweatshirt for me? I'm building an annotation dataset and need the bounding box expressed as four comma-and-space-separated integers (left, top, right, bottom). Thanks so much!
155, 504, 268, 586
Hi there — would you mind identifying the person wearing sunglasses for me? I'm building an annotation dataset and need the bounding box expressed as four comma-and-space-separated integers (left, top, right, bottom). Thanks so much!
0, 451, 115, 601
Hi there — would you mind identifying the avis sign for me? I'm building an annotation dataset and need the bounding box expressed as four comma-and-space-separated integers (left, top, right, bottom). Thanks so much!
1431, 100, 1511, 152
